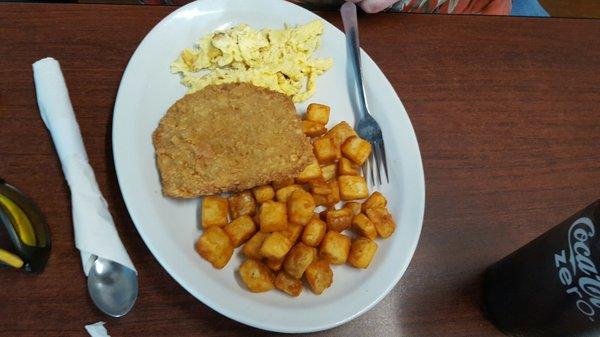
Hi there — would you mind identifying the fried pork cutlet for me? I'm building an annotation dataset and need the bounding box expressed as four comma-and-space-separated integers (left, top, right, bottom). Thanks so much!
152, 83, 315, 198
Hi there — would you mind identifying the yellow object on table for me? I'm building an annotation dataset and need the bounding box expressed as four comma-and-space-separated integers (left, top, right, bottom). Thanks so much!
0, 248, 24, 268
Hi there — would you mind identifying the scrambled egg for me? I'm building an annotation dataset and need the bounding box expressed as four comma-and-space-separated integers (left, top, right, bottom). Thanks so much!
171, 20, 333, 103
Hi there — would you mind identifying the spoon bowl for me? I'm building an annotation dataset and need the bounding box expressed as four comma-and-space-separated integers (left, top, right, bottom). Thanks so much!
87, 257, 138, 317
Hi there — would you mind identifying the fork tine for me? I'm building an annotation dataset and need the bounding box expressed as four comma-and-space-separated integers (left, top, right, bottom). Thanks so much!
368, 152, 375, 186
374, 139, 389, 183
362, 156, 372, 187
372, 141, 383, 185
379, 139, 389, 183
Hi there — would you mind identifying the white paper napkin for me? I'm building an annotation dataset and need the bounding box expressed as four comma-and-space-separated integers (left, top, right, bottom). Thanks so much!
85, 321, 111, 337
33, 57, 136, 276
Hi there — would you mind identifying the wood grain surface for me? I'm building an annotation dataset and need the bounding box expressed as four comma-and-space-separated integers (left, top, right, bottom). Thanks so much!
0, 3, 599, 336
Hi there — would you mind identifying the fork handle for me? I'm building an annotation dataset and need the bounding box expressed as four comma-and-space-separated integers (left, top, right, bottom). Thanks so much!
341, 2, 369, 120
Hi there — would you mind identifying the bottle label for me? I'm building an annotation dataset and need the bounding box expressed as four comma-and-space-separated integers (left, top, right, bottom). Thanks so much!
554, 216, 600, 322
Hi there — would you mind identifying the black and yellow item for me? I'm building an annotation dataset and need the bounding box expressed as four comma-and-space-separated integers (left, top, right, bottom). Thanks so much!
0, 179, 50, 273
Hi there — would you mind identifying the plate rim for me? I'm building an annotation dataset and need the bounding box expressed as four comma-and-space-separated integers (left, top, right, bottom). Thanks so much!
112, 0, 426, 332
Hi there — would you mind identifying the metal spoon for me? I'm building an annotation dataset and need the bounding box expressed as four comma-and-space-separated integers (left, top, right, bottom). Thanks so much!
87, 256, 138, 317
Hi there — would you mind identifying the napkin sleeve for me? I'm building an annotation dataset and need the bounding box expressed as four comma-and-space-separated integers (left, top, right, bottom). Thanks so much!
33, 57, 136, 276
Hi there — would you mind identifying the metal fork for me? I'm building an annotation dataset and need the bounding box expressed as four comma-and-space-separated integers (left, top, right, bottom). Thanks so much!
341, 2, 389, 186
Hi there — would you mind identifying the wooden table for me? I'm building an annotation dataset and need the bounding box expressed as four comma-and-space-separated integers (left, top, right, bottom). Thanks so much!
1, 3, 599, 336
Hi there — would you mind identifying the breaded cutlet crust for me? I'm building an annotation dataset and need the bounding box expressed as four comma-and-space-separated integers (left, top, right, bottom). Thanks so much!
153, 83, 315, 198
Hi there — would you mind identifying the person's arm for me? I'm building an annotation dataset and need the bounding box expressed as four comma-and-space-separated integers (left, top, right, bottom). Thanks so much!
346, 0, 398, 13
349, 0, 511, 15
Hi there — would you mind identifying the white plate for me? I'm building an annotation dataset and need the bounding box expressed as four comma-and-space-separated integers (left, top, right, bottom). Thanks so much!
112, 0, 425, 332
